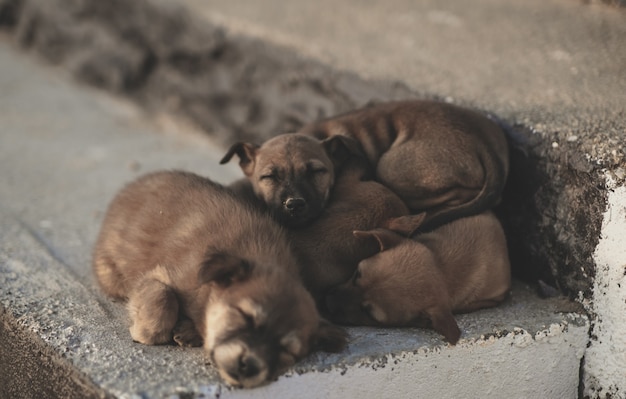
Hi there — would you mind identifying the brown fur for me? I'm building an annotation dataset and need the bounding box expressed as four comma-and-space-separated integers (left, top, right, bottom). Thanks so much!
92, 171, 346, 388
220, 133, 361, 228
288, 152, 410, 310
325, 211, 511, 344
299, 100, 510, 232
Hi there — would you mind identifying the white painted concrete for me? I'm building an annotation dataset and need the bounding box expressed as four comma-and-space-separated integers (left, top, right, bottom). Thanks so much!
583, 177, 626, 398
220, 321, 589, 399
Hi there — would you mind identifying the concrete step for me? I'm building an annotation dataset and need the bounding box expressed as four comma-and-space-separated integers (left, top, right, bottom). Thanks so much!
1, 0, 625, 397
0, 38, 589, 398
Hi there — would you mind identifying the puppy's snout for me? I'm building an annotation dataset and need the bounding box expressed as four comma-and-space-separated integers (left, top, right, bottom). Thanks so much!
239, 355, 262, 379
283, 197, 307, 214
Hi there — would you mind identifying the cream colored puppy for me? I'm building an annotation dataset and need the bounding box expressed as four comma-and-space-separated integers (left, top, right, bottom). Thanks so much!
326, 211, 511, 344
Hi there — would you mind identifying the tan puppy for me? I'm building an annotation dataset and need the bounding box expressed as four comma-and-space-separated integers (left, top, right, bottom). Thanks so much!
299, 100, 510, 232
288, 149, 411, 309
92, 171, 346, 388
220, 133, 355, 228
325, 211, 511, 344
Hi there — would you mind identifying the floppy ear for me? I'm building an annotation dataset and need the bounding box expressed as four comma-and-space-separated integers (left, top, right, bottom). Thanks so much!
384, 213, 427, 237
198, 253, 252, 287
219, 142, 259, 176
353, 228, 404, 252
322, 135, 366, 168
428, 308, 461, 345
312, 319, 348, 353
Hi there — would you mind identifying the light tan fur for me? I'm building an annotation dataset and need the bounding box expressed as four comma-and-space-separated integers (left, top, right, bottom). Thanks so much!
92, 171, 346, 388
326, 211, 511, 344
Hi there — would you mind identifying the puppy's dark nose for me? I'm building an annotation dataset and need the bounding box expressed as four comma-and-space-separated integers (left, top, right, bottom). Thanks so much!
239, 355, 261, 379
284, 197, 307, 213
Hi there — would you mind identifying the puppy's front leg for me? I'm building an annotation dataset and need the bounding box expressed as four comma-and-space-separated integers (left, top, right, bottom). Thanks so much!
173, 318, 203, 347
127, 277, 179, 345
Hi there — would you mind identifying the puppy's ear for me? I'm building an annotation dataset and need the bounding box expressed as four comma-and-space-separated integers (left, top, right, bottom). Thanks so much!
322, 135, 366, 168
353, 228, 403, 252
219, 142, 259, 176
198, 253, 252, 287
312, 319, 348, 353
429, 309, 461, 345
384, 213, 427, 237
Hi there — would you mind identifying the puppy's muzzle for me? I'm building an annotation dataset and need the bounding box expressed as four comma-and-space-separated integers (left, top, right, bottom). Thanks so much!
212, 342, 270, 388
283, 197, 307, 215
233, 354, 263, 380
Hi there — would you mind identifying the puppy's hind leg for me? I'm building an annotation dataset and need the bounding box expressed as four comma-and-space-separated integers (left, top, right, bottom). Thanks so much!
128, 277, 179, 345
428, 307, 461, 345
93, 252, 128, 299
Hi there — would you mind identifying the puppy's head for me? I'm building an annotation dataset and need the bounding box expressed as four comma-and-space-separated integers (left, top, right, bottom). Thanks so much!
325, 226, 460, 344
199, 253, 347, 388
220, 133, 360, 227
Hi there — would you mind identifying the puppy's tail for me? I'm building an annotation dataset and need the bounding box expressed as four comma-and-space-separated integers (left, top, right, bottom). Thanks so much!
417, 143, 508, 233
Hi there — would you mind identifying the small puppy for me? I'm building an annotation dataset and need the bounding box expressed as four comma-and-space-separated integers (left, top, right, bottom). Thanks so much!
288, 146, 411, 308
220, 133, 353, 228
298, 100, 510, 232
92, 171, 346, 388
325, 211, 511, 344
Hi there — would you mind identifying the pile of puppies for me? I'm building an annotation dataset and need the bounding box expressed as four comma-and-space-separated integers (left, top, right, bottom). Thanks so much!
92, 100, 512, 388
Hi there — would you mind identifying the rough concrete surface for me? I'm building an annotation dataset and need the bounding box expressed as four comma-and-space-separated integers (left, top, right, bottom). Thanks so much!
0, 0, 624, 396
0, 0, 623, 301
0, 40, 590, 397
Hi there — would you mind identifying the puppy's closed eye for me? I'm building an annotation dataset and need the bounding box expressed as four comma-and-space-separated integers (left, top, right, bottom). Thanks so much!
237, 308, 255, 329
260, 173, 279, 182
307, 167, 328, 176
237, 299, 266, 329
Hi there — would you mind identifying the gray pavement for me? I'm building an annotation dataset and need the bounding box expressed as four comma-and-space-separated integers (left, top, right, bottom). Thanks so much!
2, 0, 623, 299
0, 38, 589, 398
182, 0, 626, 164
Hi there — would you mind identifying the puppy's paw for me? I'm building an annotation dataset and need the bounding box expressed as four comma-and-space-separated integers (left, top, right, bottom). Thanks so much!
173, 319, 203, 347
129, 323, 172, 345
127, 277, 179, 345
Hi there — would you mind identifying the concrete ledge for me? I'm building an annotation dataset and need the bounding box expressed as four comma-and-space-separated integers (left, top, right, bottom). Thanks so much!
0, 212, 589, 398
1, 0, 623, 301
0, 40, 590, 397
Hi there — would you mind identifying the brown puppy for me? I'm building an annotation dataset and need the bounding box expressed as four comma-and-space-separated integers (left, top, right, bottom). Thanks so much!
288, 148, 411, 309
325, 211, 511, 344
92, 171, 346, 388
220, 133, 353, 228
299, 100, 510, 232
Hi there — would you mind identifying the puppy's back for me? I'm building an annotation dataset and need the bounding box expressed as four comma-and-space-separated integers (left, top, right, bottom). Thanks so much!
417, 211, 511, 310
93, 171, 293, 299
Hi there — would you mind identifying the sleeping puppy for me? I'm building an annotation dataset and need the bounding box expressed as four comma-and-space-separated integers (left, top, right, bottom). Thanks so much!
299, 100, 510, 232
325, 211, 511, 344
220, 133, 354, 228
287, 143, 411, 309
92, 171, 346, 388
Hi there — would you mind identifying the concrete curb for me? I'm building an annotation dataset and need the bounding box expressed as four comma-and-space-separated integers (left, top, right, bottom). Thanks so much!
1, 0, 624, 396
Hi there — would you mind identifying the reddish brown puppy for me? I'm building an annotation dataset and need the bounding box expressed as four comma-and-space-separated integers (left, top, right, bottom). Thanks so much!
299, 100, 510, 232
326, 211, 511, 344
287, 142, 412, 309
92, 171, 346, 388
220, 134, 351, 228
